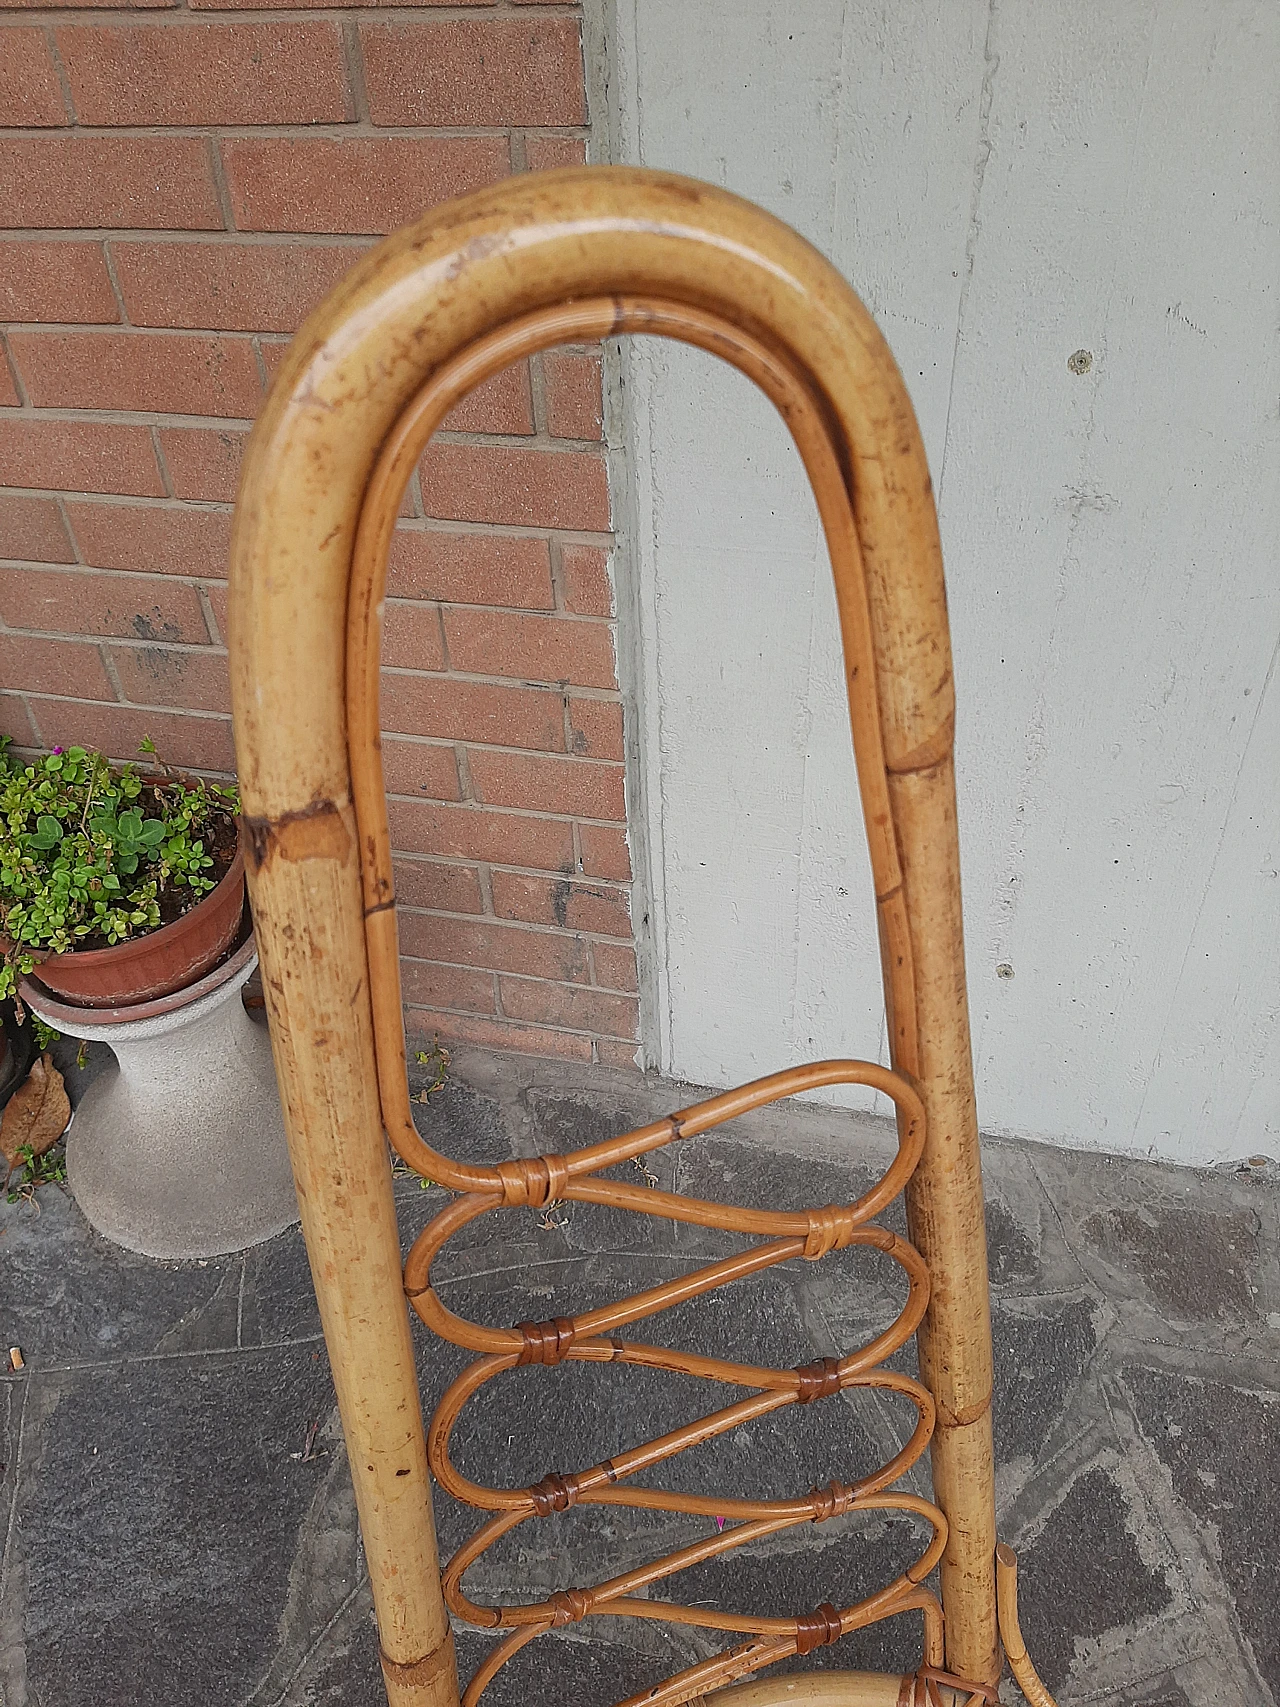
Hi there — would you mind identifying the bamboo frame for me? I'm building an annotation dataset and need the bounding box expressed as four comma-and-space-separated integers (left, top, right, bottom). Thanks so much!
228, 167, 1059, 1707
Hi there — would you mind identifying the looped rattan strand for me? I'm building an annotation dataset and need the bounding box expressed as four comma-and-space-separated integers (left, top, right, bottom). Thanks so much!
414, 1119, 947, 1705
342, 286, 982, 1703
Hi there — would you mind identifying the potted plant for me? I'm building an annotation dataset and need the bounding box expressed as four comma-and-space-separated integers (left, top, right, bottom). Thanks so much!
1, 738, 295, 1260
0, 739, 244, 1009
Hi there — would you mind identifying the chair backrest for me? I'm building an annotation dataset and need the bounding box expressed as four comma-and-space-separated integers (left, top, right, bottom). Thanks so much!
229, 167, 1018, 1707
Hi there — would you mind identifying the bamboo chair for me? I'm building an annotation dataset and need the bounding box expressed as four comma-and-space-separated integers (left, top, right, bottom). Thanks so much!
228, 167, 1059, 1707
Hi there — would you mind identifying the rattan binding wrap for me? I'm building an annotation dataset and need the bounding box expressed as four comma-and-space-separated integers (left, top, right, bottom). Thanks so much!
228, 167, 1060, 1707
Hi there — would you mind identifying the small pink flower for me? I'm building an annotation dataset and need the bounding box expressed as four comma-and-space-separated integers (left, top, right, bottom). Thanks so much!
51, 747, 63, 755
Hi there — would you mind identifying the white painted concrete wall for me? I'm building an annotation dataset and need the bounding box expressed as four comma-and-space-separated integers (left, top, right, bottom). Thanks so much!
604, 0, 1280, 1166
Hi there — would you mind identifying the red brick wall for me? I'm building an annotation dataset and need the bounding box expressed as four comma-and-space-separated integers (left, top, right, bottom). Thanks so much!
0, 1, 641, 1069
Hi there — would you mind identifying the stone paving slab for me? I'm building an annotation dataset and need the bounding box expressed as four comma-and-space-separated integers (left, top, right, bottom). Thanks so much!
1, 1047, 1276, 1706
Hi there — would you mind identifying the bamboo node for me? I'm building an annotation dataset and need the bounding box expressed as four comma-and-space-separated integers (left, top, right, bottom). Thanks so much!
238, 797, 351, 873
378, 1628, 457, 1689
516, 1317, 576, 1365
793, 1602, 843, 1654
496, 1154, 569, 1207
528, 1471, 579, 1515
794, 1357, 843, 1403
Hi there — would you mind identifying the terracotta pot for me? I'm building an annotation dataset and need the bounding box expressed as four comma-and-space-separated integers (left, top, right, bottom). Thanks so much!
29, 842, 246, 1008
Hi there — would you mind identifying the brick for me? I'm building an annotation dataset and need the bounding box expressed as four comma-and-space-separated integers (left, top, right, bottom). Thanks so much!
9, 331, 261, 420
0, 494, 73, 563
543, 352, 603, 440
0, 694, 38, 747
223, 136, 508, 237
388, 798, 573, 871
381, 602, 444, 672
568, 695, 623, 760
0, 419, 164, 496
0, 566, 208, 644
380, 736, 460, 802
0, 633, 113, 701
0, 137, 221, 230
0, 355, 18, 407
31, 699, 234, 773
491, 870, 631, 938
421, 442, 608, 531
190, 0, 488, 7
441, 364, 534, 437
0, 241, 118, 325
404, 1007, 593, 1064
498, 976, 637, 1040
56, 20, 350, 126
387, 530, 552, 610
559, 543, 613, 615
399, 958, 495, 1016
525, 136, 588, 172
579, 822, 631, 881
157, 427, 246, 502
382, 672, 565, 752
392, 856, 482, 915
397, 912, 588, 983
67, 501, 232, 579
0, 28, 68, 126
0, 0, 172, 9
361, 18, 583, 127
467, 749, 624, 821
443, 608, 615, 689
109, 643, 231, 713
596, 1039, 640, 1070
204, 580, 228, 641
111, 240, 369, 335
592, 940, 638, 993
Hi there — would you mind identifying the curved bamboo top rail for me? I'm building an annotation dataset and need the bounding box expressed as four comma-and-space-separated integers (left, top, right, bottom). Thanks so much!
229, 166, 1000, 1699
231, 167, 951, 825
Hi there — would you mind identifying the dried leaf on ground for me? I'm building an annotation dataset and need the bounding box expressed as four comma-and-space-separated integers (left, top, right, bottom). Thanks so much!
2, 1053, 70, 1173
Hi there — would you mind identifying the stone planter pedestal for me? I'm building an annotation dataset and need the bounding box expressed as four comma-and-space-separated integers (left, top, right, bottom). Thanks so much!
20, 931, 298, 1260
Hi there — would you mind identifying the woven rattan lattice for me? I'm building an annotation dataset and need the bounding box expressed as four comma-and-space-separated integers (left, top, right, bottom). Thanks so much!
407, 1064, 942, 1706
230, 168, 1061, 1707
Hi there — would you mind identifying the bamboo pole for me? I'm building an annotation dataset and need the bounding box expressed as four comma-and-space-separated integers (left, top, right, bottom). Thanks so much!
229, 166, 1000, 1702
706, 1673, 909, 1706
233, 809, 457, 1706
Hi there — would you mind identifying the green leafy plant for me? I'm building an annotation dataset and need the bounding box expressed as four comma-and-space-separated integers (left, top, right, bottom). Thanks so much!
0, 739, 239, 1002
5, 1138, 67, 1206
31, 1014, 61, 1051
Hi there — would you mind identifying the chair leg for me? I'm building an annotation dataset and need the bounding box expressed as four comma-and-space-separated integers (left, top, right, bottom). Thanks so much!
242, 823, 460, 1707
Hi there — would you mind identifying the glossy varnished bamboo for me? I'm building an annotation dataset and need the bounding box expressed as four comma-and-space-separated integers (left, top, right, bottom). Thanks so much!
229, 167, 1005, 1702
